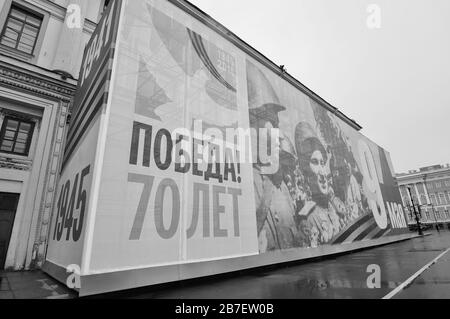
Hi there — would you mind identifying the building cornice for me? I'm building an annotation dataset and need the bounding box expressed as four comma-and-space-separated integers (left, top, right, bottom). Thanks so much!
0, 56, 77, 102
396, 167, 450, 185
421, 168, 450, 179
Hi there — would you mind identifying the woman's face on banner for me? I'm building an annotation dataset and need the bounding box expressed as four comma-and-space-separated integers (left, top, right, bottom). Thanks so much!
309, 150, 329, 195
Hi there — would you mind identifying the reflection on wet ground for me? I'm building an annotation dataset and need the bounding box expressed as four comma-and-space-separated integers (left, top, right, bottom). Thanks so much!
104, 231, 450, 299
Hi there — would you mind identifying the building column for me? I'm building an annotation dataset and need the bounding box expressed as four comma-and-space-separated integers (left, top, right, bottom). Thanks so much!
34, 100, 70, 268
422, 181, 431, 205
414, 183, 421, 205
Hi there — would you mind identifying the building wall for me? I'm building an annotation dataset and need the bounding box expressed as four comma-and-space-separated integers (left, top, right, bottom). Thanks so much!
396, 165, 450, 226
0, 0, 106, 270
0, 0, 105, 75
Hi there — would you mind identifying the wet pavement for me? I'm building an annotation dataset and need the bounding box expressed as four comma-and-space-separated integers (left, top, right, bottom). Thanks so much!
1, 231, 450, 299
102, 230, 450, 299
0, 270, 74, 299
393, 234, 450, 299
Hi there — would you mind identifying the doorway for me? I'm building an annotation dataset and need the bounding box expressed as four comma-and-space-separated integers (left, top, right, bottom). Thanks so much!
0, 193, 20, 270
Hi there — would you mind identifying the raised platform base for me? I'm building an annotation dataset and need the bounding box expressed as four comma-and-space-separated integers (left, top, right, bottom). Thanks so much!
43, 233, 419, 296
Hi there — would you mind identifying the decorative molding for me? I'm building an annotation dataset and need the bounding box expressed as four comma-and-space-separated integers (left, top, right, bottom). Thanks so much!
0, 61, 76, 102
0, 57, 76, 269
0, 45, 35, 63
24, 0, 66, 21
33, 100, 70, 267
397, 169, 450, 185
0, 155, 33, 171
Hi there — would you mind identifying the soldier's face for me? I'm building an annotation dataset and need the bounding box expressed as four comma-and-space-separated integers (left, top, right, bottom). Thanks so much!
310, 150, 329, 195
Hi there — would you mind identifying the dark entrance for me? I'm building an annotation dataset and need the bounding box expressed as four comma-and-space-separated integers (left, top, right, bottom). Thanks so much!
0, 193, 20, 270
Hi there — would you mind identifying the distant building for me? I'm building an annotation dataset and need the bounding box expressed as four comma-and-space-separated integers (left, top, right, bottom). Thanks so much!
396, 164, 450, 228
0, 0, 109, 270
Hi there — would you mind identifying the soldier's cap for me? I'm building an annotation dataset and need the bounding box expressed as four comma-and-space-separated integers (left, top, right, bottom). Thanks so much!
249, 103, 286, 127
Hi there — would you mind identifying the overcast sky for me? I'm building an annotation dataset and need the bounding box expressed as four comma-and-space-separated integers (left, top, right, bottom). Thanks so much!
189, 0, 450, 174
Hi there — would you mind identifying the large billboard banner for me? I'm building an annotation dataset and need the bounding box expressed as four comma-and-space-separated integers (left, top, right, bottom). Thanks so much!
244, 58, 407, 251
45, 0, 123, 275
62, 0, 123, 168
88, 0, 259, 272
45, 0, 410, 295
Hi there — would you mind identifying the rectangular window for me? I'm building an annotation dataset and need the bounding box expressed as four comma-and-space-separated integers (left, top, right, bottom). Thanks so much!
436, 182, 442, 188
438, 193, 445, 205
0, 116, 35, 156
430, 194, 437, 206
439, 193, 447, 205
0, 4, 42, 55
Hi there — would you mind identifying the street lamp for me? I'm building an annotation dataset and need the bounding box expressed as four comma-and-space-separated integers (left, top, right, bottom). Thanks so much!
407, 186, 423, 236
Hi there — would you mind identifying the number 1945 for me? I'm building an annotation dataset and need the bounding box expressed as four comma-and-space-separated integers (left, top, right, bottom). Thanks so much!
53, 165, 91, 242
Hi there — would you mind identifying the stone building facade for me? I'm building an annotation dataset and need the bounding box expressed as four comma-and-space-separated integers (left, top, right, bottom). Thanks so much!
0, 0, 108, 270
396, 164, 450, 228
